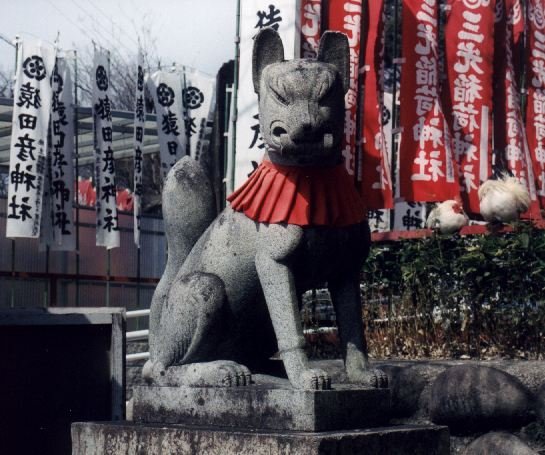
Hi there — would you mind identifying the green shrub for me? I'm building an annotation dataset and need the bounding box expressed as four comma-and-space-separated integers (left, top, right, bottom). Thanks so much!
361, 223, 545, 360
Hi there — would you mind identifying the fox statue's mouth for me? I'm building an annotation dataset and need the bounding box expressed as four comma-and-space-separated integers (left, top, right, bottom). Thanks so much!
269, 121, 335, 155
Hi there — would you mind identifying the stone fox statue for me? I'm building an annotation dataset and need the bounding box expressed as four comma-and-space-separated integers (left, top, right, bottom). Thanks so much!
143, 28, 387, 391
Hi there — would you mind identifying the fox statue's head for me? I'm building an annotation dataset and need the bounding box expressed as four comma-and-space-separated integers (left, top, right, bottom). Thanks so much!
253, 28, 349, 167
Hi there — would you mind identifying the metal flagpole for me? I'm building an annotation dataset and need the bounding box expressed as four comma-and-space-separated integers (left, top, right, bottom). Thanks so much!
106, 49, 111, 307
45, 117, 51, 307
231, 0, 241, 190
355, 0, 367, 187
10, 36, 19, 309
520, 0, 528, 121
74, 50, 80, 306
389, 0, 401, 230
136, 43, 142, 327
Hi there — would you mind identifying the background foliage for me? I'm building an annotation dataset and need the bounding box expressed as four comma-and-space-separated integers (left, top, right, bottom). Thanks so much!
360, 224, 545, 360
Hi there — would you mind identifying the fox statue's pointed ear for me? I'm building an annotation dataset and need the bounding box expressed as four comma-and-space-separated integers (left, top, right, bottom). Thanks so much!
317, 32, 350, 94
253, 27, 285, 94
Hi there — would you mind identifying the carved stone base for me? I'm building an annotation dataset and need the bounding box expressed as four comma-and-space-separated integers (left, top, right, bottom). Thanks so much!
133, 380, 390, 432
71, 421, 450, 455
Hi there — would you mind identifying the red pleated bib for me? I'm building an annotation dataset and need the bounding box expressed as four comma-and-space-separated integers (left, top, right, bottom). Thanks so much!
227, 160, 366, 227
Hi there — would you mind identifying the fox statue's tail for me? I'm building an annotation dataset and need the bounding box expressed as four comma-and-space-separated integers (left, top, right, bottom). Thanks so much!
147, 156, 216, 361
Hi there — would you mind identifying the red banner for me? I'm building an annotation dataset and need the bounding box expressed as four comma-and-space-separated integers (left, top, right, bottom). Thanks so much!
328, 0, 362, 177
511, 0, 525, 43
511, 0, 525, 82
495, 0, 541, 218
526, 0, 545, 208
359, 0, 393, 209
443, 0, 494, 215
399, 0, 460, 202
300, 0, 322, 58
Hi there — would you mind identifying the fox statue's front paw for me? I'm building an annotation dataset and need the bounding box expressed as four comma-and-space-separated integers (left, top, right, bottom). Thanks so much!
280, 347, 332, 390
348, 367, 388, 389
292, 368, 332, 390
142, 360, 253, 387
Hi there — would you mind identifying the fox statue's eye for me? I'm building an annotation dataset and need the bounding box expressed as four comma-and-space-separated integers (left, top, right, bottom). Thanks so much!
272, 88, 289, 105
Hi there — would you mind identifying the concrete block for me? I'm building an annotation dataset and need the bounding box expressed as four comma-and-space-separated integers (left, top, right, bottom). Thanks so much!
72, 421, 450, 455
0, 307, 125, 455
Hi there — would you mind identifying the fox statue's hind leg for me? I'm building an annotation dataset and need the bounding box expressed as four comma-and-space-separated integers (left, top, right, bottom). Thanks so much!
143, 270, 252, 387
143, 157, 252, 387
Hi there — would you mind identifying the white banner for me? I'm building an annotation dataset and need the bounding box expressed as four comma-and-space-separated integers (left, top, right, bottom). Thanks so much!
133, 51, 145, 248
40, 57, 76, 251
235, 0, 299, 187
393, 201, 427, 231
7, 39, 56, 238
51, 57, 76, 250
92, 49, 120, 249
368, 92, 395, 232
182, 67, 216, 160
368, 209, 390, 233
147, 70, 186, 180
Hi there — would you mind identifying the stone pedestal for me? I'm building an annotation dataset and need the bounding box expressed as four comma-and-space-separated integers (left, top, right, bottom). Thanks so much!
133, 383, 390, 431
72, 421, 450, 454
73, 380, 450, 454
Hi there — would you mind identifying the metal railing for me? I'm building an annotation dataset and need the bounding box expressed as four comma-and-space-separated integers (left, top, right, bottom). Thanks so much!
126, 308, 150, 362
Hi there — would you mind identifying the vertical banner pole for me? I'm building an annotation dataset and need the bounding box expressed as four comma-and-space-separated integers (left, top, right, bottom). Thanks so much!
223, 85, 232, 196
136, 246, 141, 328
74, 50, 80, 306
10, 36, 19, 309
354, 0, 366, 186
10, 239, 15, 309
45, 245, 50, 307
231, 0, 241, 191
106, 250, 111, 307
106, 50, 111, 307
390, 0, 400, 205
520, 0, 528, 120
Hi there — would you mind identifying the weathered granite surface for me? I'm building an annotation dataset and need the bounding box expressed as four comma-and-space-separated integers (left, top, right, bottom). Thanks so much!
72, 422, 450, 455
133, 379, 390, 431
462, 432, 538, 455
310, 359, 545, 420
143, 26, 386, 392
305, 359, 545, 453
429, 365, 535, 434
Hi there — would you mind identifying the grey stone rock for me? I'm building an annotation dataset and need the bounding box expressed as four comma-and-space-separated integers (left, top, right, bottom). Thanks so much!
430, 365, 535, 434
314, 359, 545, 423
143, 27, 386, 392
133, 382, 390, 431
463, 432, 538, 455
72, 422, 451, 455
499, 361, 545, 394
380, 364, 428, 418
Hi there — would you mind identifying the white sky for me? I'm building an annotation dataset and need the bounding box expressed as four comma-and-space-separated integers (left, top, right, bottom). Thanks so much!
0, 0, 237, 76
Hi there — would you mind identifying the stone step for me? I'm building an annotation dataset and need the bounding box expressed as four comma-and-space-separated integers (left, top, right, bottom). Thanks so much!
72, 421, 450, 455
